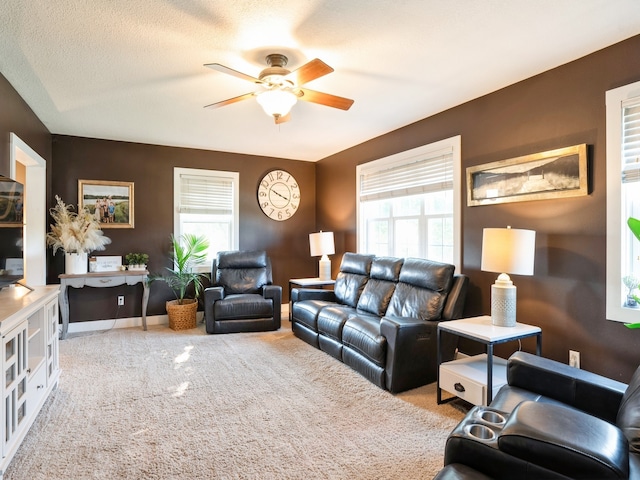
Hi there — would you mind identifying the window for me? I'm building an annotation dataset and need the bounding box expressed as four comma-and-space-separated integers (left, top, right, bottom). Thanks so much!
174, 168, 239, 270
606, 82, 640, 323
356, 136, 461, 270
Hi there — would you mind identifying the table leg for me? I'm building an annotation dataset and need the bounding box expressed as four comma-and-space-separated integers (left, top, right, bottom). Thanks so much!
536, 333, 542, 355
437, 327, 442, 404
141, 280, 149, 331
486, 344, 494, 405
58, 282, 69, 340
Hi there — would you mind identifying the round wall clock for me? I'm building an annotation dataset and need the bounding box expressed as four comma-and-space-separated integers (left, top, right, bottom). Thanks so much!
257, 169, 301, 221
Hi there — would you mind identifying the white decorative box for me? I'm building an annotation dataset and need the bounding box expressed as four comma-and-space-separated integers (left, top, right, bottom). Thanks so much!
90, 256, 122, 272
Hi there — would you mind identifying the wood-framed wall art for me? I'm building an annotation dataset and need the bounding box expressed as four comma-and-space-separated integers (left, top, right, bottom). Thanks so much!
466, 144, 588, 207
78, 179, 134, 228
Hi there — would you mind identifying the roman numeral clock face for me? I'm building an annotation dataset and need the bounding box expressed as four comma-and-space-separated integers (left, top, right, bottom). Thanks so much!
257, 170, 300, 221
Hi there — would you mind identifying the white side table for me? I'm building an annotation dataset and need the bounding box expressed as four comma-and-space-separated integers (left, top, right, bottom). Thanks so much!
437, 316, 542, 405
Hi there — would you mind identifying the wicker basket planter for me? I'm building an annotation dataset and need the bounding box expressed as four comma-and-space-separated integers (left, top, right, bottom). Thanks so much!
166, 299, 198, 330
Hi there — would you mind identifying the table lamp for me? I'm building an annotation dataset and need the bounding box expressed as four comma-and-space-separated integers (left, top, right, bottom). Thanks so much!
309, 231, 335, 280
481, 226, 536, 327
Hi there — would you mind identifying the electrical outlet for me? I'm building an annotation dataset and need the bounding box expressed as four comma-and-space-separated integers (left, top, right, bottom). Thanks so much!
117, 295, 125, 306
569, 350, 580, 369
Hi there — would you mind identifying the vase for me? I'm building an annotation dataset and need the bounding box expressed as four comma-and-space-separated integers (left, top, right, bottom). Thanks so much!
65, 252, 88, 274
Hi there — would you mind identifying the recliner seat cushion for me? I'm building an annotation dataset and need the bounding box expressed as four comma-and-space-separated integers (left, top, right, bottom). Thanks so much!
317, 306, 356, 341
291, 300, 334, 332
214, 294, 273, 320
342, 315, 386, 366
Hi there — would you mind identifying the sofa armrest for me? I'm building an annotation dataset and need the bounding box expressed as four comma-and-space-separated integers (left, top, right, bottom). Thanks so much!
381, 316, 456, 393
504, 351, 627, 423
498, 401, 629, 479
441, 274, 469, 320
263, 284, 282, 303
204, 286, 224, 331
291, 288, 337, 303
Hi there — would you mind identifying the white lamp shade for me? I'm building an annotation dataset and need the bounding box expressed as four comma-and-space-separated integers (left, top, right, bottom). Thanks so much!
309, 231, 335, 257
256, 89, 297, 117
481, 227, 536, 276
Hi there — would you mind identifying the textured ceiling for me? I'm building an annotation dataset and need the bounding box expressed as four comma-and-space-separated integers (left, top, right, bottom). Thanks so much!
2, 0, 640, 161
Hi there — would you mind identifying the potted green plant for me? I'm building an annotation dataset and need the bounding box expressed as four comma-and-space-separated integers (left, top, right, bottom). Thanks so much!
125, 252, 149, 270
46, 195, 111, 274
154, 233, 209, 330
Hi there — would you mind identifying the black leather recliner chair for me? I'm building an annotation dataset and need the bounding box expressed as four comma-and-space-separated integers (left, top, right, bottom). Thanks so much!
436, 351, 640, 479
204, 250, 281, 334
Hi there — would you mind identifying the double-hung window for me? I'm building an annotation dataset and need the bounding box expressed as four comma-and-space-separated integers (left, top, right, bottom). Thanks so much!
356, 136, 461, 270
606, 82, 640, 322
174, 167, 239, 271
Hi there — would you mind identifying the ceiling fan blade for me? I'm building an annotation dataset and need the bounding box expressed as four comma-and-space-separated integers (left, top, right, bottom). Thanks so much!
286, 59, 333, 86
204, 92, 256, 109
204, 63, 262, 84
298, 88, 354, 110
275, 112, 291, 124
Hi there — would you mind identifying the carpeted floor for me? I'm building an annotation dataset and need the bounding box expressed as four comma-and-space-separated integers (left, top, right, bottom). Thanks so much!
4, 320, 467, 480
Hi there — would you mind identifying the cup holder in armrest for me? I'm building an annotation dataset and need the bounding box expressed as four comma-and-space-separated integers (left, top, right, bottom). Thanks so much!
464, 423, 496, 442
448, 406, 510, 447
474, 408, 506, 426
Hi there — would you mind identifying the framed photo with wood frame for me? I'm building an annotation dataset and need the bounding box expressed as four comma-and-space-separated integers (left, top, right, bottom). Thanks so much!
466, 144, 588, 207
78, 179, 134, 228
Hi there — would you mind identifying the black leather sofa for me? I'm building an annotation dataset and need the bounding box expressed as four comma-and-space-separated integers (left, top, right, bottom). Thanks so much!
436, 351, 640, 480
204, 250, 282, 334
290, 252, 469, 393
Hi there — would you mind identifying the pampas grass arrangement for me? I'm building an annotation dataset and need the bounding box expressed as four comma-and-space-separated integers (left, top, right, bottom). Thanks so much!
46, 195, 111, 254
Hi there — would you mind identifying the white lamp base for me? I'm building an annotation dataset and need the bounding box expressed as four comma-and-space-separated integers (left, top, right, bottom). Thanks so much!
318, 255, 331, 281
491, 273, 517, 327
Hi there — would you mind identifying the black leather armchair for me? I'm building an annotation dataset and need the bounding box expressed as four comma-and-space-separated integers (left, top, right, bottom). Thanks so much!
437, 351, 640, 479
204, 250, 281, 334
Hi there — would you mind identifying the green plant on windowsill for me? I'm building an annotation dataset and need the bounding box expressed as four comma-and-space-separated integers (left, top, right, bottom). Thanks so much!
624, 217, 640, 329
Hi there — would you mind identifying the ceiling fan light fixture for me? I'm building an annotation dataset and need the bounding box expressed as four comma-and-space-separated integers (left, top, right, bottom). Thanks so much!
256, 88, 297, 118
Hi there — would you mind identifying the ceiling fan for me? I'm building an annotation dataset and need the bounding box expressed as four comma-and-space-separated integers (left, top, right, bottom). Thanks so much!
204, 54, 354, 124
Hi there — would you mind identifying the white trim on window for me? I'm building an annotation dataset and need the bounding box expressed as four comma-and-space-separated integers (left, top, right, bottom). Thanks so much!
606, 81, 640, 323
356, 136, 461, 271
173, 167, 239, 267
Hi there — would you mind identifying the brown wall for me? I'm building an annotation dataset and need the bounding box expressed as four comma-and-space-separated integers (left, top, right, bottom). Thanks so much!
317, 35, 640, 383
50, 135, 317, 320
0, 73, 51, 176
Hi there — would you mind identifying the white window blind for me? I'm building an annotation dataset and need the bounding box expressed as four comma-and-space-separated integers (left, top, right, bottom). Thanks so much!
359, 150, 453, 201
178, 174, 233, 215
623, 101, 640, 184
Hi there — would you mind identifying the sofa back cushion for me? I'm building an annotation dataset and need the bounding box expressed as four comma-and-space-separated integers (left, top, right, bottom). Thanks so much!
617, 364, 640, 453
356, 257, 403, 316
334, 253, 374, 307
386, 258, 454, 320
215, 250, 270, 294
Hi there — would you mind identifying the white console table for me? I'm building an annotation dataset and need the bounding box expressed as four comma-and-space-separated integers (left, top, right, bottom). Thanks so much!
58, 271, 149, 339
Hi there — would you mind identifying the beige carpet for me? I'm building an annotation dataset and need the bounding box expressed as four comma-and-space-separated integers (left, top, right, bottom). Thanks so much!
4, 320, 466, 480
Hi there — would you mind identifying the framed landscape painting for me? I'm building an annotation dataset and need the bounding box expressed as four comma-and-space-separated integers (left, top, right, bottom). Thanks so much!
466, 144, 588, 206
78, 179, 134, 228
